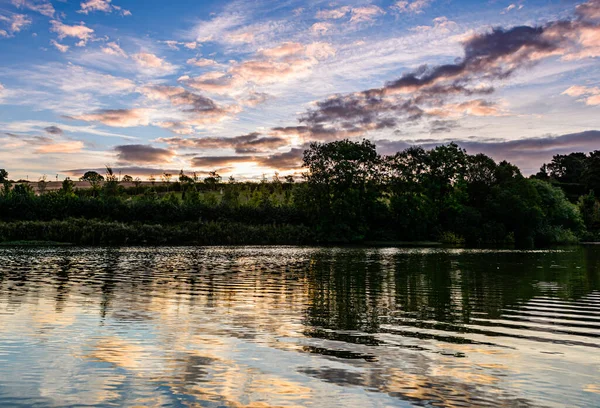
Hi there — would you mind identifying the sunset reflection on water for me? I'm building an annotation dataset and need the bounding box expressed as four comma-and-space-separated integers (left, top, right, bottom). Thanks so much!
0, 246, 599, 407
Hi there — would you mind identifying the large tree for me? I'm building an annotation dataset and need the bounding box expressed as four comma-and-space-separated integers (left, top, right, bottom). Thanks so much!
80, 171, 104, 192
545, 152, 588, 184
302, 139, 382, 241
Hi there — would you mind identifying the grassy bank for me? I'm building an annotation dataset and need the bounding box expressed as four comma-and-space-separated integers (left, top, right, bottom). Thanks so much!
0, 219, 314, 246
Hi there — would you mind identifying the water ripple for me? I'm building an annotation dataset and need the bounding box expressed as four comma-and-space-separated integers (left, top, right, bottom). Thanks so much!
0, 246, 599, 407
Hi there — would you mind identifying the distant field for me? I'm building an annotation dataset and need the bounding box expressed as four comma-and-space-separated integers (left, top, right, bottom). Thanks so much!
13, 181, 165, 194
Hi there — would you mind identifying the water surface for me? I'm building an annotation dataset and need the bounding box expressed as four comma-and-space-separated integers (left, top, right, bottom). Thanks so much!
0, 246, 599, 407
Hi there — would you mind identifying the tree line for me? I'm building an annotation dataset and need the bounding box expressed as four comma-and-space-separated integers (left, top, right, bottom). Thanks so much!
1, 140, 598, 247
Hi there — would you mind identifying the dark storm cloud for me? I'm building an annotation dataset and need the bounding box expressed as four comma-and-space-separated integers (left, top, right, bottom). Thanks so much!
114, 144, 176, 164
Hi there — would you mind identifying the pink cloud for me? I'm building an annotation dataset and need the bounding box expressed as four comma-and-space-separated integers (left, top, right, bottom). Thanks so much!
316, 6, 350, 20
50, 20, 94, 46
35, 141, 84, 154
392, 0, 432, 14
78, 0, 131, 16
350, 6, 385, 23
70, 109, 152, 127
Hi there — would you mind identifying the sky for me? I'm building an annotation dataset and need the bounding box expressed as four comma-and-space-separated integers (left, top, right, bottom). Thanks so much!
0, 0, 599, 180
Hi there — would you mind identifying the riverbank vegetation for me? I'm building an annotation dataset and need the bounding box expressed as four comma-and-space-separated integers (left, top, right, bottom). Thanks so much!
1, 140, 599, 247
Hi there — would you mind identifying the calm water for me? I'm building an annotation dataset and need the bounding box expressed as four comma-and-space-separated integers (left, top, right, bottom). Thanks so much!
0, 246, 599, 407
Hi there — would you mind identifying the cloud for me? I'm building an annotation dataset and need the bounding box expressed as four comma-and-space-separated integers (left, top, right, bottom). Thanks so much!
44, 125, 64, 135
273, 1, 600, 143
181, 42, 335, 96
576, 0, 600, 22
79, 0, 131, 16
350, 6, 385, 23
187, 57, 218, 67
311, 22, 331, 35
115, 144, 175, 164
35, 141, 84, 154
259, 42, 305, 58
50, 20, 94, 46
179, 72, 235, 94
188, 146, 305, 171
240, 91, 271, 107
12, 0, 54, 18
9, 63, 136, 98
4, 130, 84, 154
411, 16, 459, 33
0, 63, 137, 116
0, 120, 139, 140
191, 155, 254, 167
315, 5, 384, 24
132, 52, 166, 68
102, 42, 127, 57
429, 120, 460, 134
392, 0, 432, 14
226, 30, 255, 43
137, 84, 238, 132
39, 64, 135, 95
256, 147, 305, 169
162, 40, 197, 50
316, 6, 350, 20
427, 99, 506, 117
139, 85, 220, 113
182, 146, 304, 171
0, 13, 31, 35
191, 13, 245, 43
50, 40, 69, 53
132, 52, 177, 75
562, 85, 600, 105
157, 132, 289, 153
69, 109, 152, 127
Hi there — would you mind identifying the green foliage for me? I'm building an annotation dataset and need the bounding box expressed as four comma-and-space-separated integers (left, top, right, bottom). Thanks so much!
536, 150, 600, 200
438, 231, 465, 245
61, 178, 75, 195
302, 139, 381, 241
80, 171, 104, 183
0, 219, 313, 245
578, 192, 600, 239
80, 171, 104, 194
1, 142, 597, 247
204, 171, 222, 190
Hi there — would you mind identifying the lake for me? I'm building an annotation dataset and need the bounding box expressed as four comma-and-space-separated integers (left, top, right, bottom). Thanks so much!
0, 246, 599, 407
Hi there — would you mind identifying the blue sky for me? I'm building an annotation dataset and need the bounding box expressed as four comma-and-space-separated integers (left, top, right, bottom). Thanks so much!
0, 0, 599, 179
